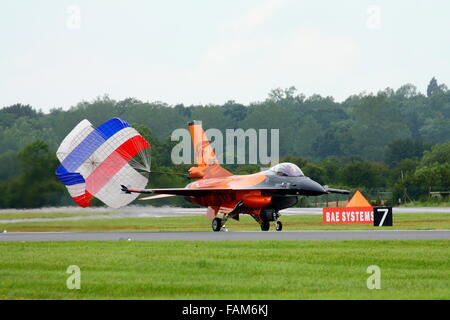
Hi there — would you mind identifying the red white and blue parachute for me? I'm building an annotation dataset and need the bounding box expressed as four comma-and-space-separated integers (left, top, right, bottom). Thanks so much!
55, 118, 151, 208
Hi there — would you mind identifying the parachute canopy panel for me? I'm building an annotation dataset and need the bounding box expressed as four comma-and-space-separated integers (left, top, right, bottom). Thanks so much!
56, 118, 151, 208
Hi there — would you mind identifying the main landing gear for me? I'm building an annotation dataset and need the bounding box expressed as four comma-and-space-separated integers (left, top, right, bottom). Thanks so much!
213, 215, 283, 232
259, 219, 282, 231
211, 205, 283, 232
211, 201, 244, 232
251, 211, 283, 232
212, 217, 222, 232
260, 220, 270, 231
263, 211, 282, 231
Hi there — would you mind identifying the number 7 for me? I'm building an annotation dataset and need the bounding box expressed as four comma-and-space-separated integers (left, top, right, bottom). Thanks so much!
378, 208, 388, 226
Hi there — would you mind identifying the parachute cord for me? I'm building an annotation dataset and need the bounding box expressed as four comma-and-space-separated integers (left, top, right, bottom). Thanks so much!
125, 132, 151, 175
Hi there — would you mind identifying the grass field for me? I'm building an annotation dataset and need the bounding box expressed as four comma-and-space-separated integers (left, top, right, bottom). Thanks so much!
0, 240, 449, 300
1, 210, 449, 300
400, 201, 450, 207
0, 210, 113, 221
1, 212, 449, 232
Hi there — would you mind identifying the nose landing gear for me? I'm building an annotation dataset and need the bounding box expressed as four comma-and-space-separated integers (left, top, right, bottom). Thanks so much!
275, 220, 283, 231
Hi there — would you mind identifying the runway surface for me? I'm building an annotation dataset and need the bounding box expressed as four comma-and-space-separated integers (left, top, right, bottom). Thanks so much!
1, 230, 450, 241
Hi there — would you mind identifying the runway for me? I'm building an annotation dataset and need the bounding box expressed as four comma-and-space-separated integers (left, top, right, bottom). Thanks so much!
1, 230, 450, 241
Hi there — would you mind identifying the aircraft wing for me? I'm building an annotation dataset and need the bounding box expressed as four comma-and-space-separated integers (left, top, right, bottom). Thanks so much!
121, 185, 282, 197
121, 185, 350, 198
324, 187, 351, 194
121, 185, 233, 197
138, 194, 177, 201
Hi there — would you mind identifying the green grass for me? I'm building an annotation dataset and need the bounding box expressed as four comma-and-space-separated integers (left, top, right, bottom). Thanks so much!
1, 212, 449, 232
0, 240, 448, 300
0, 211, 113, 220
400, 201, 450, 208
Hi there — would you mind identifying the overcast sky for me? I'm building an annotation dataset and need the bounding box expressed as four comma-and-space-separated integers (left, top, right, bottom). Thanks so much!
1, 0, 449, 112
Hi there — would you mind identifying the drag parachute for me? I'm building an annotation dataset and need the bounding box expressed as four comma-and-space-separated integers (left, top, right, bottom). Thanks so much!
56, 118, 151, 208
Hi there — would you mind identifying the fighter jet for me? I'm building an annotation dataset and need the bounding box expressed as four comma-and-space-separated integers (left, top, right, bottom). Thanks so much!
122, 121, 350, 231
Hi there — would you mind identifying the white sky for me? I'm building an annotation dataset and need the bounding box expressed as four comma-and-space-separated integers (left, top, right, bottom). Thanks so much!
1, 0, 449, 112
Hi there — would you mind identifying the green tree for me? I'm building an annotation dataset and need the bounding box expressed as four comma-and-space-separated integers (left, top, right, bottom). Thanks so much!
0, 151, 19, 181
426, 77, 439, 97
384, 138, 432, 167
223, 100, 247, 122
348, 92, 411, 161
420, 118, 450, 143
280, 155, 308, 169
421, 141, 450, 165
302, 162, 327, 185
339, 161, 389, 188
0, 140, 65, 208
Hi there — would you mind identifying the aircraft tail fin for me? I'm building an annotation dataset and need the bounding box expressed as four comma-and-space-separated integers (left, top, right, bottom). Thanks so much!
188, 121, 232, 178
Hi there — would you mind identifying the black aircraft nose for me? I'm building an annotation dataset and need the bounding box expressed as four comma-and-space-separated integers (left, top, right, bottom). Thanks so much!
300, 179, 326, 196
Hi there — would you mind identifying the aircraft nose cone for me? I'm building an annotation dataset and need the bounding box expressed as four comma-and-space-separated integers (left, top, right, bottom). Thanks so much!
302, 179, 326, 196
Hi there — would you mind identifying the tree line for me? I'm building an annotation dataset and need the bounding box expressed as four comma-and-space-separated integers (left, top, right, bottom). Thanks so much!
0, 78, 448, 208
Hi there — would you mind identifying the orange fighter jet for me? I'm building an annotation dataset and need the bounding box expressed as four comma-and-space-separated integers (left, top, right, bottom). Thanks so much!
122, 121, 350, 231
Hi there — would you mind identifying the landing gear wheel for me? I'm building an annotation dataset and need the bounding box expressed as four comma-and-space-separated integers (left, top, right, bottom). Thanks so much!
212, 217, 222, 232
276, 221, 283, 231
260, 220, 270, 231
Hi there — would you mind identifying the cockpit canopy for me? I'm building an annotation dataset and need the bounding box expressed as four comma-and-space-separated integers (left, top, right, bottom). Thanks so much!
269, 162, 304, 177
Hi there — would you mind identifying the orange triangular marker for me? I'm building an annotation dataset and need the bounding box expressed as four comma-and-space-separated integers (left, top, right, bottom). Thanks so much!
346, 190, 371, 207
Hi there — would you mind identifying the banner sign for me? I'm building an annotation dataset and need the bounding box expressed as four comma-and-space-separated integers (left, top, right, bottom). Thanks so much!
322, 207, 374, 224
